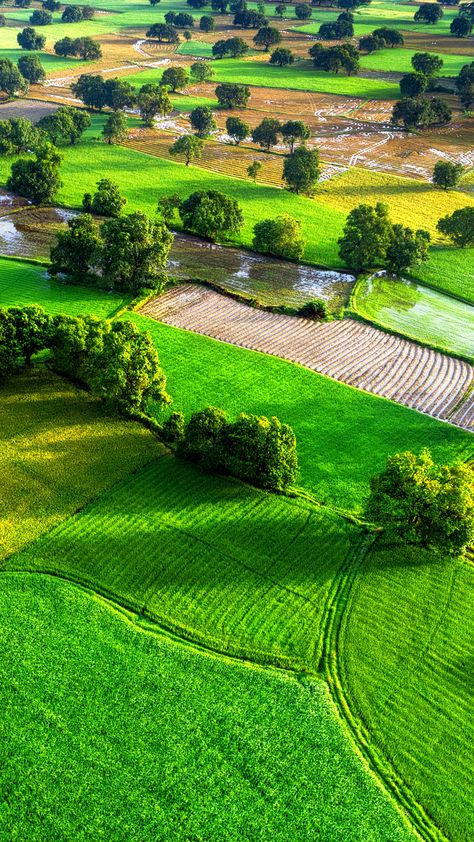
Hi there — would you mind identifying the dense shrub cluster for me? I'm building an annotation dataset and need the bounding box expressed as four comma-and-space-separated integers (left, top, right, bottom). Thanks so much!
0, 306, 169, 415
168, 406, 298, 492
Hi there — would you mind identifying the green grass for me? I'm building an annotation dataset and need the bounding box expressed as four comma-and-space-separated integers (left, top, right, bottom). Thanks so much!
0, 572, 417, 841
171, 92, 217, 111
128, 314, 473, 511
177, 39, 214, 57
410, 246, 474, 304
341, 543, 474, 842
0, 367, 162, 561
360, 48, 471, 77
0, 255, 130, 317
10, 454, 358, 669
353, 275, 474, 358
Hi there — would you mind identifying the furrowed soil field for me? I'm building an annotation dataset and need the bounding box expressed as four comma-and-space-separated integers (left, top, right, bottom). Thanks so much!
0, 368, 162, 560
140, 284, 474, 429
0, 573, 417, 842
341, 544, 474, 842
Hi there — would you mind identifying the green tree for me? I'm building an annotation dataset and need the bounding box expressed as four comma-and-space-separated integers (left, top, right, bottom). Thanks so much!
179, 406, 228, 470
104, 78, 136, 111
280, 119, 310, 152
169, 134, 204, 165
179, 189, 244, 240
385, 224, 430, 274
247, 160, 262, 182
200, 14, 215, 30
0, 117, 41, 155
253, 214, 305, 260
413, 3, 443, 23
253, 26, 281, 51
190, 60, 215, 82
432, 160, 464, 189
365, 449, 474, 554
102, 111, 128, 145
450, 15, 472, 37
61, 5, 85, 21
8, 305, 52, 365
455, 61, 474, 109
137, 83, 172, 126
29, 9, 52, 25
189, 105, 216, 137
173, 11, 194, 26
359, 34, 383, 53
294, 3, 311, 18
161, 66, 189, 92
252, 117, 281, 150
275, 4, 287, 16
437, 207, 474, 247
391, 96, 451, 130
50, 213, 102, 283
211, 0, 228, 11
146, 23, 179, 43
7, 142, 62, 205
43, 0, 61, 10
17, 54, 45, 83
282, 146, 320, 194
0, 59, 28, 97
86, 178, 127, 217
71, 74, 106, 109
54, 36, 76, 57
399, 72, 428, 98
157, 193, 182, 226
213, 37, 249, 58
226, 115, 250, 143
338, 202, 392, 271
215, 82, 250, 108
38, 105, 89, 145
100, 212, 174, 293
221, 413, 298, 491
372, 27, 404, 47
233, 9, 267, 26
411, 51, 443, 76
269, 47, 294, 66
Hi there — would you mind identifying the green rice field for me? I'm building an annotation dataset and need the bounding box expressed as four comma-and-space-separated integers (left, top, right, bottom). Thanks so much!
360, 48, 471, 77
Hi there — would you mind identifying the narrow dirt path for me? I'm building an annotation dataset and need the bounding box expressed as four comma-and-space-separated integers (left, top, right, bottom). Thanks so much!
140, 284, 474, 431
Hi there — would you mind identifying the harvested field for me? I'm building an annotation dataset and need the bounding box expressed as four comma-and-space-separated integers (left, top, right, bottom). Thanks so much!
0, 99, 58, 122
141, 284, 474, 430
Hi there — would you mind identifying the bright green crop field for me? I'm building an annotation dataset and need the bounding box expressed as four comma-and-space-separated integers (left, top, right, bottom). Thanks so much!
0, 573, 417, 842
342, 543, 474, 842
360, 48, 471, 77
353, 275, 474, 358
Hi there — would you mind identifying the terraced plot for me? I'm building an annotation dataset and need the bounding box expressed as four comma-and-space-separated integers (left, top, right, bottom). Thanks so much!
141, 284, 474, 430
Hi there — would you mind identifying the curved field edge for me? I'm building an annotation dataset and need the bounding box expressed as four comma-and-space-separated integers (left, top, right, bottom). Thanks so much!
338, 545, 474, 842
0, 571, 418, 842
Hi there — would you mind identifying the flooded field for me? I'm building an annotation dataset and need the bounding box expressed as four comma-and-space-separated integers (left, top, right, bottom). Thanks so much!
0, 202, 354, 309
354, 274, 474, 359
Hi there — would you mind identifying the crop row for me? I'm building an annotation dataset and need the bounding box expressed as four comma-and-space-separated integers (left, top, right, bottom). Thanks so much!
141, 284, 474, 430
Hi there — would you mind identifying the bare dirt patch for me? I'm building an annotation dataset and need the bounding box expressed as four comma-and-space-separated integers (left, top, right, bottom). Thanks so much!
0, 99, 58, 122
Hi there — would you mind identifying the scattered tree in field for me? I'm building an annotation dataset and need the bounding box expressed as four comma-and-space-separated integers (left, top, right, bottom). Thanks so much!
100, 212, 173, 294
399, 72, 428, 98
437, 207, 474, 247
190, 105, 217, 137
7, 142, 62, 205
50, 213, 102, 283
170, 134, 204, 165
253, 214, 305, 260
17, 27, 46, 51
385, 224, 430, 274
29, 9, 52, 25
283, 146, 320, 194
269, 47, 294, 66
414, 3, 443, 23
42, 0, 61, 8
213, 37, 249, 58
247, 160, 262, 182
169, 11, 194, 27
83, 179, 126, 217
295, 3, 312, 18
179, 407, 298, 491
411, 51, 443, 77
179, 189, 244, 240
212, 0, 229, 12
6, 305, 53, 366
226, 115, 250, 143
38, 105, 90, 145
104, 78, 136, 111
190, 60, 215, 82
254, 26, 281, 51
275, 3, 287, 16
280, 120, 310, 152
0, 60, 28, 97
102, 111, 128, 145
146, 23, 179, 43
215, 82, 250, 108
157, 193, 182, 226
17, 54, 45, 84
71, 74, 106, 109
298, 298, 329, 319
456, 61, 474, 109
0, 117, 41, 155
310, 42, 359, 74
137, 83, 172, 126
252, 117, 281, 150
391, 96, 451, 130
359, 34, 384, 53
58, 36, 102, 60
161, 66, 189, 92
338, 202, 392, 271
372, 27, 404, 46
450, 15, 472, 37
365, 449, 474, 554
200, 14, 215, 30
61, 5, 93, 22
320, 17, 354, 39
432, 160, 464, 190
233, 9, 267, 27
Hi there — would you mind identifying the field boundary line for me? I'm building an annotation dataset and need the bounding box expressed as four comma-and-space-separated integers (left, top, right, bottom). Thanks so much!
319, 536, 450, 842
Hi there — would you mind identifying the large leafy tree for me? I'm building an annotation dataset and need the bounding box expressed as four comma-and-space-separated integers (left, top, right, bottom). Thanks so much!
146, 23, 179, 42
17, 54, 45, 83
433, 160, 464, 190
456, 61, 474, 109
391, 96, 451, 130
83, 178, 127, 217
437, 207, 474, 247
169, 134, 204, 165
254, 26, 281, 51
215, 82, 250, 108
280, 120, 310, 152
71, 74, 107, 109
179, 189, 244, 241
161, 66, 189, 92
137, 83, 172, 125
103, 78, 136, 111
226, 115, 249, 143
213, 37, 248, 58
100, 212, 173, 293
411, 51, 443, 76
283, 147, 320, 194
7, 142, 62, 205
0, 59, 28, 97
365, 449, 474, 554
189, 105, 216, 137
399, 72, 428, 98
102, 111, 128, 144
252, 117, 281, 150
17, 27, 46, 50
190, 60, 215, 82
252, 214, 305, 260
385, 224, 430, 274
38, 105, 90, 145
269, 47, 294, 66
413, 3, 443, 23
338, 202, 392, 271
50, 213, 103, 283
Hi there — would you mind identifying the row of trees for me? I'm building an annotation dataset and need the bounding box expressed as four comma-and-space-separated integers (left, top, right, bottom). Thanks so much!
16, 4, 95, 25
0, 306, 168, 416
164, 406, 298, 492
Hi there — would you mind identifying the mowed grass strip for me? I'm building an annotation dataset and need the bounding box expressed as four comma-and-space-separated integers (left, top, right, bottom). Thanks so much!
127, 314, 473, 511
341, 544, 474, 842
10, 455, 358, 670
0, 573, 417, 842
0, 368, 163, 560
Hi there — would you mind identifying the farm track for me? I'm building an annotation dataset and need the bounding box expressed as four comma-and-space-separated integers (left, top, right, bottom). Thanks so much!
319, 536, 450, 842
140, 284, 474, 431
